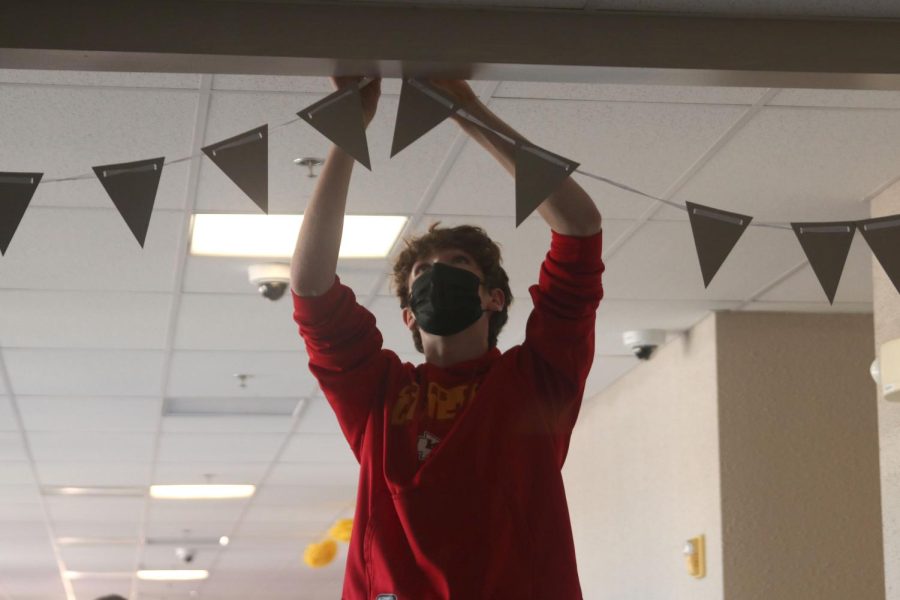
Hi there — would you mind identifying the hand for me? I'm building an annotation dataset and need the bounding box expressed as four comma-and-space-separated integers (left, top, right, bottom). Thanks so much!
330, 76, 381, 128
427, 79, 479, 108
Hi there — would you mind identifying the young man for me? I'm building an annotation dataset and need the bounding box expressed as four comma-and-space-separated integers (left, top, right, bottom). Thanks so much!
291, 77, 603, 599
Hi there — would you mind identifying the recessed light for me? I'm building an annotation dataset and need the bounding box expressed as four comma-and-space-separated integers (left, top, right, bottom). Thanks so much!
219, 536, 230, 546
43, 486, 144, 497
190, 214, 407, 258
137, 570, 209, 581
150, 484, 256, 500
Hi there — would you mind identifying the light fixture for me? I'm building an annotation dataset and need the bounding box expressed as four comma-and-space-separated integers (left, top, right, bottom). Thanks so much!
190, 214, 407, 258
150, 484, 255, 500
43, 486, 144, 497
219, 536, 230, 546
137, 570, 209, 581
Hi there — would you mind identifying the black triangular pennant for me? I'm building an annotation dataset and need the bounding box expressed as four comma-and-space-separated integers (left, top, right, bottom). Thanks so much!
514, 143, 579, 227
790, 221, 856, 304
0, 172, 42, 255
391, 79, 459, 158
298, 87, 371, 170
92, 158, 164, 247
202, 125, 268, 214
685, 201, 753, 288
857, 214, 900, 295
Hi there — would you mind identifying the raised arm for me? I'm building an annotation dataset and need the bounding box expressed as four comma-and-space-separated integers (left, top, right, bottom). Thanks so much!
291, 77, 382, 297
431, 80, 602, 237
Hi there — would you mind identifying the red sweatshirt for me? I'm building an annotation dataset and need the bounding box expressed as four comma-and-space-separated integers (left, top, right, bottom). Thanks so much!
292, 230, 604, 600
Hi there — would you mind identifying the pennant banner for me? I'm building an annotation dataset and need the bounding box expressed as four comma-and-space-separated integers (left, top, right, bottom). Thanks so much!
514, 143, 579, 227
790, 221, 856, 304
202, 125, 268, 214
92, 158, 164, 247
298, 87, 371, 170
0, 172, 42, 255
391, 79, 459, 158
857, 214, 900, 295
686, 201, 753, 288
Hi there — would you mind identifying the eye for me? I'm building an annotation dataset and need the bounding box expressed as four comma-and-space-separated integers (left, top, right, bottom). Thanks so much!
452, 255, 471, 265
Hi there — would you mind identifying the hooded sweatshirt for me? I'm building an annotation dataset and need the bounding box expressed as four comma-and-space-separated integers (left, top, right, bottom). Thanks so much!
292, 229, 604, 600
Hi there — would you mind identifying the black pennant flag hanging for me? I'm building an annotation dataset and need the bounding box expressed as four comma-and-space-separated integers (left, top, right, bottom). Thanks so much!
856, 214, 900, 295
202, 125, 268, 214
685, 201, 753, 288
298, 87, 371, 170
391, 79, 459, 158
790, 221, 856, 304
0, 172, 42, 255
514, 143, 579, 227
92, 158, 164, 247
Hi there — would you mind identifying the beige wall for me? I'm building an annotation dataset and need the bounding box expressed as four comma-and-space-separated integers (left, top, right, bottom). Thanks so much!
565, 313, 724, 600
716, 311, 883, 600
566, 310, 884, 599
871, 181, 900, 599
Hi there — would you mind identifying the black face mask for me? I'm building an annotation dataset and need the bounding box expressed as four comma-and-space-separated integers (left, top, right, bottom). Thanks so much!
409, 262, 487, 336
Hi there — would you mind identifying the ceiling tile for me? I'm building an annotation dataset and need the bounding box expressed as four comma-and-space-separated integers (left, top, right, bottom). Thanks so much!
601, 219, 806, 301
148, 497, 248, 524
1, 571, 67, 599
35, 461, 153, 487
295, 398, 341, 435
493, 82, 767, 104
174, 293, 304, 351
0, 432, 27, 461
0, 207, 186, 292
53, 518, 140, 538
156, 433, 285, 463
0, 485, 39, 503
27, 431, 156, 462
211, 75, 402, 95
0, 290, 171, 350
0, 499, 45, 521
145, 518, 234, 540
0, 396, 17, 430
267, 461, 360, 487
671, 106, 900, 222
0, 85, 198, 210
4, 349, 166, 396
71, 580, 133, 600
427, 99, 748, 220
239, 503, 350, 532
18, 396, 162, 432
0, 69, 201, 88
162, 415, 294, 434
195, 92, 455, 215
60, 543, 139, 571
741, 301, 875, 314
280, 433, 357, 464
252, 484, 357, 507
46, 495, 146, 522
583, 355, 643, 400
152, 461, 271, 485
771, 89, 900, 110
0, 461, 35, 485
166, 350, 317, 397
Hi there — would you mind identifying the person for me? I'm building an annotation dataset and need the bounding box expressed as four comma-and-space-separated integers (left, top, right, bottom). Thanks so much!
291, 76, 604, 599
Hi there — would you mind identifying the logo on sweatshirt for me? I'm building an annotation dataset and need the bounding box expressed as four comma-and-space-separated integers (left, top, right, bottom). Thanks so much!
417, 431, 440, 462
376, 595, 398, 600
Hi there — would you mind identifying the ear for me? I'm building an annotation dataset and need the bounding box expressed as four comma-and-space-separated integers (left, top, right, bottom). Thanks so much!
486, 288, 505, 312
402, 306, 417, 331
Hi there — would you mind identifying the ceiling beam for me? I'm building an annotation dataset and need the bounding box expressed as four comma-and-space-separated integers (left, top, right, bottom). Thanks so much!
3, 0, 900, 89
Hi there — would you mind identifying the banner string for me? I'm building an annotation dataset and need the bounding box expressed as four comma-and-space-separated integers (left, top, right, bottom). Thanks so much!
32, 79, 839, 232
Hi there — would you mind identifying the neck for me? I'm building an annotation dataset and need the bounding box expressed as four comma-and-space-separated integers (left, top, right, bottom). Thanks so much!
422, 325, 490, 368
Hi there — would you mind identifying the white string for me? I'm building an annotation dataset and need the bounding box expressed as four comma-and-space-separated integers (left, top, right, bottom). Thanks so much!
23, 78, 873, 232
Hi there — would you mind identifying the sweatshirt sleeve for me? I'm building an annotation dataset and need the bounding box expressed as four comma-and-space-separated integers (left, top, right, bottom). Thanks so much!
292, 276, 399, 462
519, 229, 604, 438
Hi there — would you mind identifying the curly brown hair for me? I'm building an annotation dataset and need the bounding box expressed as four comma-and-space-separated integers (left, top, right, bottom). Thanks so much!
392, 223, 513, 353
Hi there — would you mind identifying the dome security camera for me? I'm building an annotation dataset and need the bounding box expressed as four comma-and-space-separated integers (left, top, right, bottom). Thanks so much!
175, 546, 196, 564
248, 263, 291, 301
623, 329, 666, 361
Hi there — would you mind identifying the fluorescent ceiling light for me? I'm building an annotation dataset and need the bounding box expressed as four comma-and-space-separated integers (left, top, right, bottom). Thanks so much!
150, 484, 256, 500
190, 214, 407, 258
44, 486, 144, 497
137, 570, 209, 581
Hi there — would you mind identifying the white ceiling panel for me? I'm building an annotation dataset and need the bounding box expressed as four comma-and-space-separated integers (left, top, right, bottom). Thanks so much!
583, 355, 644, 400
239, 504, 351, 534
0, 461, 35, 485
584, 0, 900, 17
0, 85, 197, 210
147, 498, 249, 524
671, 106, 900, 222
0, 396, 16, 430
0, 485, 39, 503
212, 74, 402, 95
18, 396, 162, 432
295, 398, 342, 435
60, 543, 139, 571
0, 432, 27, 461
267, 461, 360, 487
756, 235, 874, 303
144, 518, 235, 540
771, 89, 900, 110
494, 82, 767, 105
280, 433, 358, 464
0, 68, 201, 88
35, 461, 153, 487
141, 543, 216, 569
27, 431, 156, 462
0, 207, 186, 292
4, 349, 166, 397
156, 433, 285, 463
152, 461, 271, 485
0, 499, 45, 522
601, 219, 807, 301
174, 293, 304, 351
0, 290, 172, 350
0, 571, 67, 599
71, 580, 133, 600
427, 99, 749, 220
366, 296, 420, 355
253, 484, 357, 507
162, 414, 294, 434
45, 496, 145, 523
742, 301, 875, 314
166, 350, 316, 397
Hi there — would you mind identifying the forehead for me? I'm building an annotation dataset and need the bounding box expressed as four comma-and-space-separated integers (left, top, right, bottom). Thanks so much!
413, 246, 474, 264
